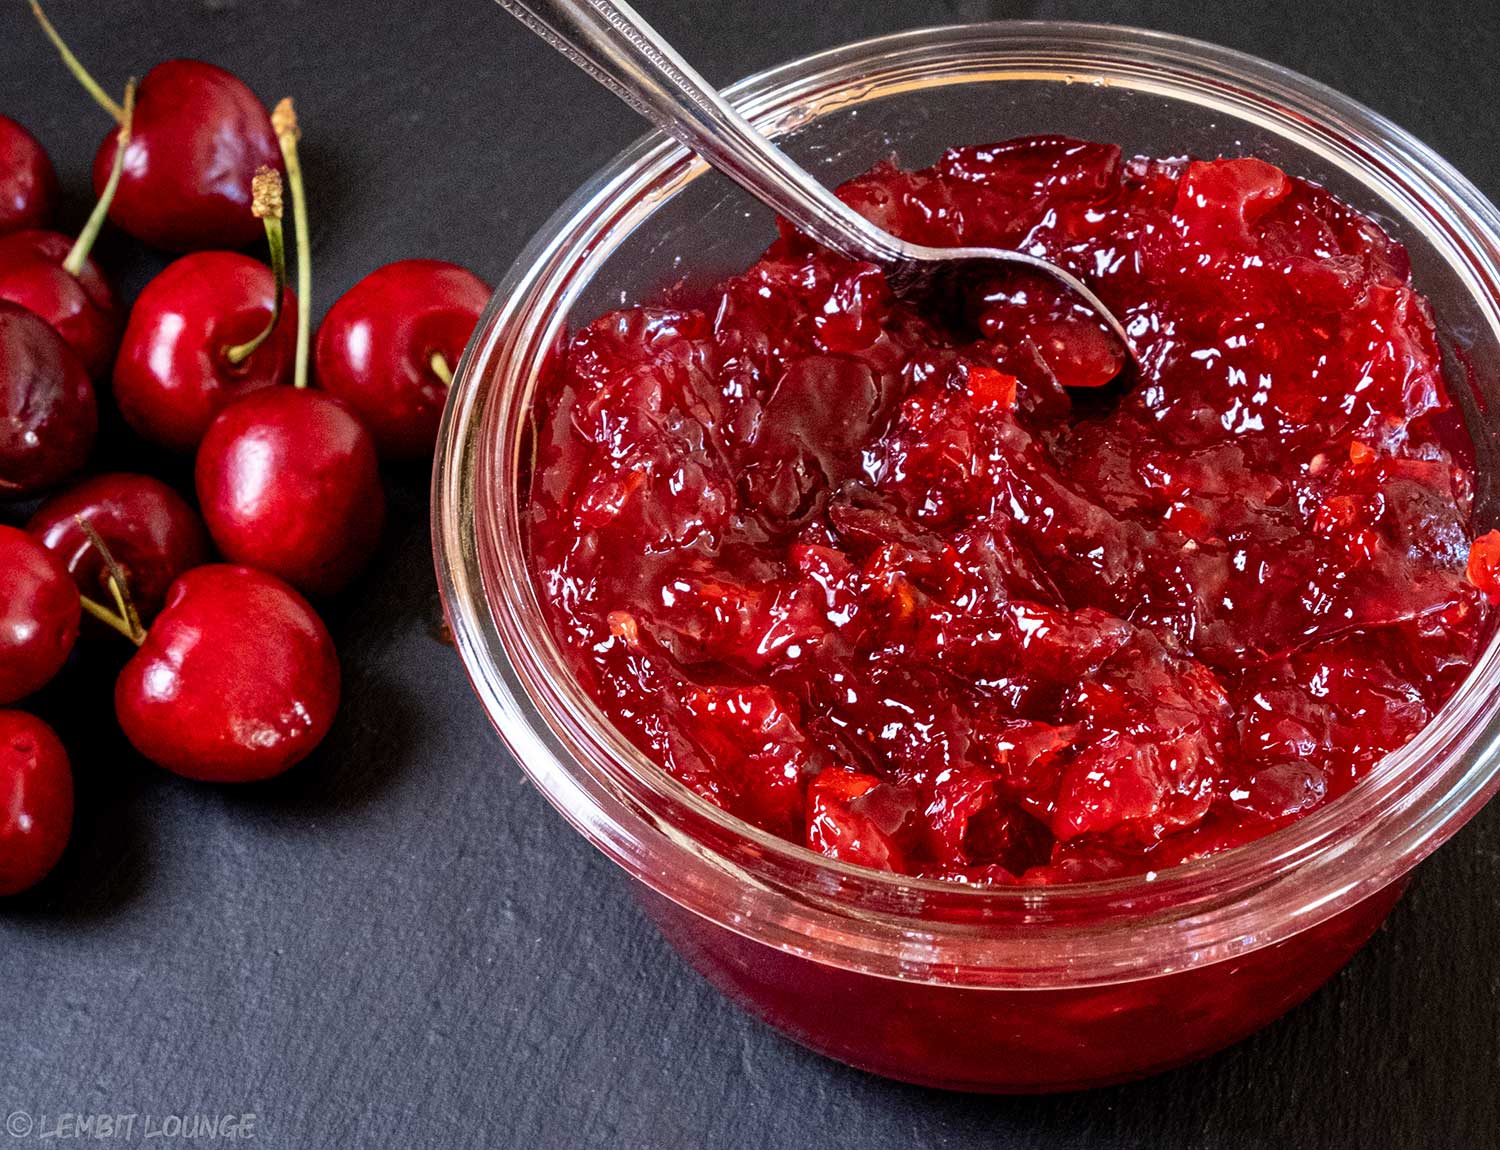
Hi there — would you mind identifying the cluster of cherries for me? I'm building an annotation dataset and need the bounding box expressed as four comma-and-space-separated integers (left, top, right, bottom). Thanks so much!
0, 5, 490, 896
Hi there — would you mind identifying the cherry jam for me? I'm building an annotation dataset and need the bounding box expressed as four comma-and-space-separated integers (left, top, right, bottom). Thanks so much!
526, 136, 1496, 884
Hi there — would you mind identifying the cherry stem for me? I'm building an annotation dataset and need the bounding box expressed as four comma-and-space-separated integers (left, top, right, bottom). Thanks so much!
64, 78, 135, 279
79, 596, 141, 645
224, 167, 288, 366
273, 99, 311, 390
74, 517, 144, 645
29, 2, 126, 123
105, 574, 130, 624
429, 352, 454, 387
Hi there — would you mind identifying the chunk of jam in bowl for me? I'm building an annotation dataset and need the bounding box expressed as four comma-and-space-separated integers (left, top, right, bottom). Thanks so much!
526, 135, 1495, 887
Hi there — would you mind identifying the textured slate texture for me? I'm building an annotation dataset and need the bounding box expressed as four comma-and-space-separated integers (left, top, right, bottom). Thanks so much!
2, 1, 1498, 1146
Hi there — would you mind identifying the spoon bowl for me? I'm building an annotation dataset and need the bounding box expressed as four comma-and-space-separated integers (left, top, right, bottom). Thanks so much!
495, 0, 1139, 366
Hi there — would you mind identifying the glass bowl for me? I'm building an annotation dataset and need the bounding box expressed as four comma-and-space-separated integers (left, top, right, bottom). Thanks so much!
433, 21, 1500, 1092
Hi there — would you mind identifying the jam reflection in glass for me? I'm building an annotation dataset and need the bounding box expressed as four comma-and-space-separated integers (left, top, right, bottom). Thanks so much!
526, 136, 1497, 885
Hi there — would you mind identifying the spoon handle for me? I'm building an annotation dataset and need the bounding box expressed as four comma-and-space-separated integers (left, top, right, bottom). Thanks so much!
494, 0, 904, 263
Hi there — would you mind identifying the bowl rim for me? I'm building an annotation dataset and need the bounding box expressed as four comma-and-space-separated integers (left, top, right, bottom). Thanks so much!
434, 19, 1500, 987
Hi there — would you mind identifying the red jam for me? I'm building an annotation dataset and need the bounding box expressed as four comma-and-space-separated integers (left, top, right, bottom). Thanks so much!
526, 136, 1496, 884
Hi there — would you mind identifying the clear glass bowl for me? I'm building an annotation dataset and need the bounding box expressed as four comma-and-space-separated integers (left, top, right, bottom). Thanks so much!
433, 22, 1500, 1091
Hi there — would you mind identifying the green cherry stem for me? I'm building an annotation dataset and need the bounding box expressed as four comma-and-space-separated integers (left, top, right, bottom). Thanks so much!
273, 98, 311, 390
74, 517, 145, 646
224, 167, 288, 366
429, 352, 454, 386
63, 78, 135, 279
29, 1, 127, 123
79, 596, 142, 645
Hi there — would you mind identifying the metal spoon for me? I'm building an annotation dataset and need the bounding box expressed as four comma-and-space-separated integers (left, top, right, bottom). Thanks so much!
495, 0, 1138, 365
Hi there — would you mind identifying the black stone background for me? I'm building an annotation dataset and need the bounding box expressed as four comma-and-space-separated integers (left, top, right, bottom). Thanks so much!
2, 2, 1498, 1147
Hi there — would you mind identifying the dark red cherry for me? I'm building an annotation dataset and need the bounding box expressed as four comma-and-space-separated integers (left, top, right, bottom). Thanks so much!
113, 251, 296, 452
0, 709, 72, 895
115, 564, 340, 782
91, 60, 281, 252
314, 260, 491, 460
0, 302, 96, 495
0, 229, 120, 379
0, 524, 80, 704
31, 6, 276, 251
0, 83, 130, 381
0, 114, 59, 236
195, 388, 384, 596
28, 473, 210, 625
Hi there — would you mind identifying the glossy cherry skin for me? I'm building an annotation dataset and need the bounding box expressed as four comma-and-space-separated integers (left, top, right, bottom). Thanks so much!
0, 302, 96, 495
29, 473, 211, 625
113, 251, 296, 452
315, 260, 492, 460
195, 389, 385, 596
115, 565, 340, 782
0, 710, 73, 895
0, 229, 120, 379
0, 115, 59, 236
91, 60, 280, 253
0, 525, 80, 705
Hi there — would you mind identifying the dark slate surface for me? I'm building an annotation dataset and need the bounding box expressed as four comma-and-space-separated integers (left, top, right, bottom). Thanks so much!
2, 1, 1498, 1146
